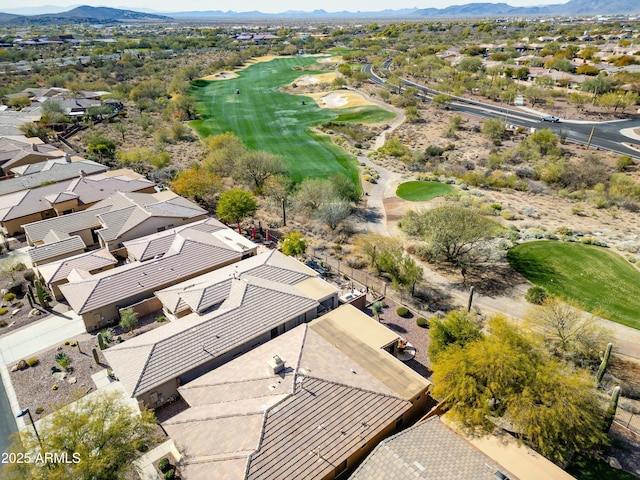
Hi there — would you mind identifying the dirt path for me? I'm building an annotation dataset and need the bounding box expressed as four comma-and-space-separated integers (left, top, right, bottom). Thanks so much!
357, 96, 640, 360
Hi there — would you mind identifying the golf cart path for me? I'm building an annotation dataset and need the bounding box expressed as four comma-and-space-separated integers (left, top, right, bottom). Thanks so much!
357, 95, 640, 359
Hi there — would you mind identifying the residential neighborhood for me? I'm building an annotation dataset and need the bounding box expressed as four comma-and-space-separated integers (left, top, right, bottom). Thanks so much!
1, 4, 640, 480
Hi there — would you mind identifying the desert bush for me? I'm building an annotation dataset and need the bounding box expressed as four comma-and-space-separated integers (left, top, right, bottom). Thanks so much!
158, 458, 171, 473
35, 407, 44, 414
0, 320, 7, 327
7, 281, 23, 295
164, 469, 175, 480
416, 317, 429, 328
396, 307, 411, 318
155, 315, 166, 323
0, 307, 7, 316
525, 285, 549, 304
3, 292, 16, 303
27, 357, 39, 367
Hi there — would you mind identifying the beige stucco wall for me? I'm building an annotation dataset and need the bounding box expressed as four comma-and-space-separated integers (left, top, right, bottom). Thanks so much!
52, 198, 79, 215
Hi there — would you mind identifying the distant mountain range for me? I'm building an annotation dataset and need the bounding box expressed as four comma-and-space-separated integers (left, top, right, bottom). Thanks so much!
0, 6, 170, 25
0, 0, 639, 26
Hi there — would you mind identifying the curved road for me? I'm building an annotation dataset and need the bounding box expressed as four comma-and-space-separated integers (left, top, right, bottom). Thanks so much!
364, 63, 640, 160
357, 71, 640, 360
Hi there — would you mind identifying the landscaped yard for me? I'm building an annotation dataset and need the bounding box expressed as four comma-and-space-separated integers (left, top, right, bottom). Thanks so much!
189, 55, 394, 186
507, 241, 640, 329
395, 181, 456, 202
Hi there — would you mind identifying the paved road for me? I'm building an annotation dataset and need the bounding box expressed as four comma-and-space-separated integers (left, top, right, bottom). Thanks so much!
364, 63, 640, 159
0, 370, 16, 456
356, 72, 640, 360
0, 306, 85, 458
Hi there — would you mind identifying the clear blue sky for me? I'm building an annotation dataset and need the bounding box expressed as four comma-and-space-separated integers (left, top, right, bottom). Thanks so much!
5, 0, 565, 14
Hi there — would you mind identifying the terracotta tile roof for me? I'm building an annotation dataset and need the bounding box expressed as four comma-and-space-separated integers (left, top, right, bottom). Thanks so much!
103, 277, 319, 397
38, 248, 117, 285
350, 417, 511, 480
163, 312, 430, 480
247, 377, 408, 480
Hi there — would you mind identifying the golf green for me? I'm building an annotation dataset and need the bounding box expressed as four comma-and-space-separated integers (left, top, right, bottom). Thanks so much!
189, 56, 394, 186
396, 181, 456, 201
507, 241, 640, 329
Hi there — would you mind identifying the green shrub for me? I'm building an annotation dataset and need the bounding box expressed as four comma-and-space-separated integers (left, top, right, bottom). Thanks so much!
416, 317, 429, 328
34, 407, 44, 415
3, 292, 16, 303
164, 469, 175, 480
396, 307, 411, 318
155, 315, 166, 323
0, 307, 7, 316
55, 352, 71, 370
0, 320, 7, 328
525, 285, 549, 304
158, 458, 171, 473
27, 357, 39, 367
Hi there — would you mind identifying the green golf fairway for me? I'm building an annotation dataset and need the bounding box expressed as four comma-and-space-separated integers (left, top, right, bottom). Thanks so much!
507, 241, 640, 329
396, 181, 456, 201
189, 56, 394, 186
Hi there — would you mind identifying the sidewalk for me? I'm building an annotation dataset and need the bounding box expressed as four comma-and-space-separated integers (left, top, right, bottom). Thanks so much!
0, 304, 85, 366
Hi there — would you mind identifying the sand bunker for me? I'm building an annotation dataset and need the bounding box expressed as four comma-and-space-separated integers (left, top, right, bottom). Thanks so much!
294, 72, 337, 86
199, 55, 279, 81
200, 71, 239, 81
306, 90, 375, 109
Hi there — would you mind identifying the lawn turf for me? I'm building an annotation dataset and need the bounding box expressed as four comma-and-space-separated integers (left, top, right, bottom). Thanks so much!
396, 181, 456, 202
189, 56, 394, 187
507, 241, 640, 329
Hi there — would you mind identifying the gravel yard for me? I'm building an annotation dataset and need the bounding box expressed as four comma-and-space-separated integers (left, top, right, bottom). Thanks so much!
8, 313, 165, 421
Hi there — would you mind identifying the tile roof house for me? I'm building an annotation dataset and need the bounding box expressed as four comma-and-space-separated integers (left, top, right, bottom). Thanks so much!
161, 304, 431, 480
0, 136, 66, 172
103, 250, 338, 408
351, 416, 576, 480
350, 416, 513, 480
58, 222, 257, 331
24, 191, 207, 253
37, 247, 118, 300
0, 169, 155, 236
0, 157, 107, 196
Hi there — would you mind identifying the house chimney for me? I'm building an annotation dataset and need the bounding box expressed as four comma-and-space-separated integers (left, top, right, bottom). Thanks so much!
268, 355, 286, 374
79, 169, 86, 178
65, 153, 71, 163
31, 143, 38, 152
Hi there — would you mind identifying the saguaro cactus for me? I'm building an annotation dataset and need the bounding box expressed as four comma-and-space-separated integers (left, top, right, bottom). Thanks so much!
35, 281, 50, 308
596, 342, 613, 385
92, 348, 100, 365
603, 385, 621, 432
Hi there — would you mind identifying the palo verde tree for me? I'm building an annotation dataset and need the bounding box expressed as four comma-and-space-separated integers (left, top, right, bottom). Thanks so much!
431, 316, 609, 464
216, 188, 258, 232
525, 297, 611, 368
4, 390, 158, 480
400, 205, 498, 277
